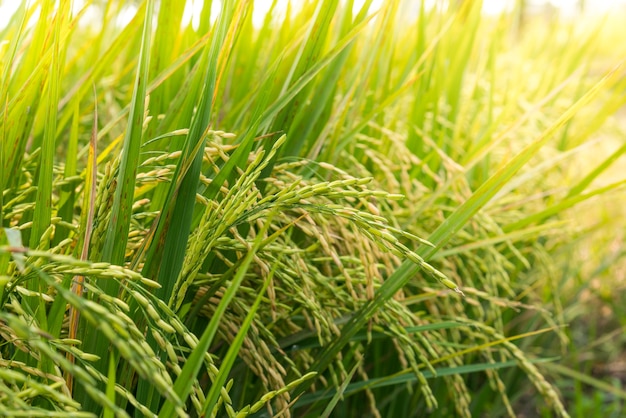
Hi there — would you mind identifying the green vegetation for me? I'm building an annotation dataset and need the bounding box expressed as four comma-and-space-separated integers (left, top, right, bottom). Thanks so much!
1, 0, 625, 416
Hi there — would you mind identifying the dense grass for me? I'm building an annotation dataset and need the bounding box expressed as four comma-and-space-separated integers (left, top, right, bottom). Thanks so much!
1, 1, 625, 417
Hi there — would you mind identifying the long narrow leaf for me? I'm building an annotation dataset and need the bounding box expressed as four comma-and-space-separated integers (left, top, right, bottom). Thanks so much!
158, 212, 275, 417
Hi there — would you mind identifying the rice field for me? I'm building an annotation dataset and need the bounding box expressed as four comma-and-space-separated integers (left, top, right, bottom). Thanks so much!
0, 1, 625, 417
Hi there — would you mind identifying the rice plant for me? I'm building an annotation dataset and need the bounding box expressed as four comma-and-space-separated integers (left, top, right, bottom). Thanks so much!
1, 0, 625, 417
